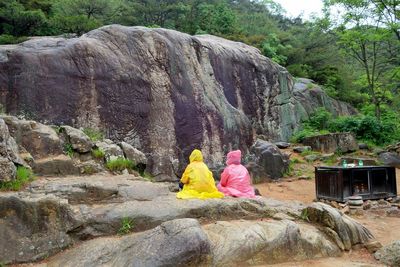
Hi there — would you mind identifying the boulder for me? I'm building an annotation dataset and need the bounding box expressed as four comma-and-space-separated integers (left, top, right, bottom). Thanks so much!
374, 241, 400, 267
119, 141, 147, 165
0, 26, 356, 180
0, 118, 25, 166
275, 142, 290, 149
358, 143, 369, 150
47, 218, 342, 267
304, 202, 375, 251
247, 139, 289, 182
302, 133, 358, 153
47, 219, 211, 267
378, 152, 400, 168
33, 155, 80, 176
0, 193, 80, 264
1, 115, 63, 159
0, 157, 16, 182
61, 125, 93, 153
293, 146, 311, 153
206, 220, 340, 266
95, 139, 124, 161
305, 154, 319, 162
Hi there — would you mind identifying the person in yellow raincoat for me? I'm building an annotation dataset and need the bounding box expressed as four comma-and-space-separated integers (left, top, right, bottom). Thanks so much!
176, 149, 224, 199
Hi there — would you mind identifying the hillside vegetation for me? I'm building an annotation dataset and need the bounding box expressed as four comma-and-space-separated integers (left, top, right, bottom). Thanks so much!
0, 0, 398, 145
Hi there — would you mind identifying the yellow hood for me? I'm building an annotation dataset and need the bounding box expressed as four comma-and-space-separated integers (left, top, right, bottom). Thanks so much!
189, 149, 203, 163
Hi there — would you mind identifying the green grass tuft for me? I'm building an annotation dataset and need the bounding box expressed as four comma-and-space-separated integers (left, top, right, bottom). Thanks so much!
118, 217, 134, 235
63, 143, 74, 158
0, 166, 35, 191
92, 148, 105, 159
106, 157, 134, 172
83, 128, 104, 142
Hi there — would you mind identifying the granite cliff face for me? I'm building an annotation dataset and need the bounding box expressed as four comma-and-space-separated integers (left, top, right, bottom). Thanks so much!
0, 25, 356, 180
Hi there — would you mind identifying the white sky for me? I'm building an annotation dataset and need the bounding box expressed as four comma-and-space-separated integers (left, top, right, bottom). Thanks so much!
273, 0, 324, 20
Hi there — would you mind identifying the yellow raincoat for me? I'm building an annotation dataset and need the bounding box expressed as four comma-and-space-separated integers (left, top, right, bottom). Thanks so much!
176, 149, 224, 199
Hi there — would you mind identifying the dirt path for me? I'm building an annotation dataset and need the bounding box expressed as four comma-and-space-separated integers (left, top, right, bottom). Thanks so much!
254, 168, 400, 266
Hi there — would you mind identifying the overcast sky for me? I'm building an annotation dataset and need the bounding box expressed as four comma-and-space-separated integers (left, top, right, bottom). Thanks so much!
273, 0, 324, 20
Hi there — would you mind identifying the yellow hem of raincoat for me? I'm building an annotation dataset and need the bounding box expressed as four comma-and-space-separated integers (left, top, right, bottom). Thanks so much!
176, 189, 224, 199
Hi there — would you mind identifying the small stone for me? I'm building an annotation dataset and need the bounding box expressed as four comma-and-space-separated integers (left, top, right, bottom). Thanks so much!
365, 241, 383, 253
363, 200, 372, 210
30, 245, 35, 250
275, 142, 290, 149
330, 201, 340, 209
342, 205, 350, 214
19, 251, 24, 256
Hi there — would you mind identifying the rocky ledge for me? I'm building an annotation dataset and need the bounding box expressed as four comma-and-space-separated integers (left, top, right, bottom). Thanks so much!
0, 174, 377, 265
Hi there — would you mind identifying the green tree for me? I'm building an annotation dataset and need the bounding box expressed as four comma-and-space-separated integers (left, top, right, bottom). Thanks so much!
0, 0, 47, 36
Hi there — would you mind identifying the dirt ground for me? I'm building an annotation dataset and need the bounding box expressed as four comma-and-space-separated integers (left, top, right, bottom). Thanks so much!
255, 168, 400, 267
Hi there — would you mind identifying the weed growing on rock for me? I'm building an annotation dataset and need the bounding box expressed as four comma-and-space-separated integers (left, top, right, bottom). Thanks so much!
63, 143, 74, 158
92, 148, 105, 159
300, 209, 310, 222
106, 157, 134, 172
83, 128, 104, 142
0, 166, 35, 191
118, 217, 134, 235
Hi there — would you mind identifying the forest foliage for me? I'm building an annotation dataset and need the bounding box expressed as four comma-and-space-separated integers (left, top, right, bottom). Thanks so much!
0, 0, 398, 145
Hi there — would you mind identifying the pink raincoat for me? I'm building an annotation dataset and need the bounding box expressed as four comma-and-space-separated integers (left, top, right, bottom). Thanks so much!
217, 150, 256, 198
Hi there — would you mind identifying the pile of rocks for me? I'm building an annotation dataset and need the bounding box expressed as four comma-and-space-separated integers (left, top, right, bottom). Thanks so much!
320, 197, 400, 218
0, 115, 147, 181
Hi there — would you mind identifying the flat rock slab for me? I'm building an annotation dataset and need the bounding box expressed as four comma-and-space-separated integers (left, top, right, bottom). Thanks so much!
45, 218, 340, 267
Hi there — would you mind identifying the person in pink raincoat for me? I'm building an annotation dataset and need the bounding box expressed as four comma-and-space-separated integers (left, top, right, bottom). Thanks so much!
217, 150, 256, 198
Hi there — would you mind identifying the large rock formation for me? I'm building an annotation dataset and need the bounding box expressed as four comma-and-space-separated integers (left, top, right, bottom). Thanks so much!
0, 25, 356, 180
0, 174, 376, 265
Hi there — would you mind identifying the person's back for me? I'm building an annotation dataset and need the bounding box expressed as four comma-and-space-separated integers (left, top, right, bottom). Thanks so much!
217, 150, 255, 198
176, 149, 224, 199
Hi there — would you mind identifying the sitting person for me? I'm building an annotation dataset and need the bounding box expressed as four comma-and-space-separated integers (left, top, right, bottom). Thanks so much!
217, 150, 256, 198
176, 149, 224, 199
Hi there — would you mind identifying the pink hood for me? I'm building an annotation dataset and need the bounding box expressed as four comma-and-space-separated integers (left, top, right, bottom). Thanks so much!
226, 150, 241, 165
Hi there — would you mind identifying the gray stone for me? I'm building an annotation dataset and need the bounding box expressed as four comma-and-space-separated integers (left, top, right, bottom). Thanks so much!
305, 154, 319, 162
305, 202, 375, 250
247, 139, 289, 181
33, 155, 80, 176
0, 193, 80, 264
1, 115, 63, 159
0, 26, 356, 181
359, 143, 369, 150
47, 219, 211, 267
119, 141, 147, 165
378, 152, 400, 168
206, 220, 340, 266
375, 241, 400, 267
96, 139, 124, 161
302, 132, 358, 153
275, 142, 290, 149
0, 157, 16, 182
61, 125, 93, 153
293, 146, 311, 153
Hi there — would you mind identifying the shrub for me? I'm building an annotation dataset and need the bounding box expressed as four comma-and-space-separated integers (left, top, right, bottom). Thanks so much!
118, 217, 134, 235
0, 166, 35, 191
92, 148, 105, 159
0, 34, 28, 45
106, 157, 134, 172
83, 128, 104, 142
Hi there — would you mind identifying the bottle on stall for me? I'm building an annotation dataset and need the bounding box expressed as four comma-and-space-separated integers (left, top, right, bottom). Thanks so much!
342, 159, 348, 168
358, 159, 363, 166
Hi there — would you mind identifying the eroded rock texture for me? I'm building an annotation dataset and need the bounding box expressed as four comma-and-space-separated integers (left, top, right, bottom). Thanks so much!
0, 25, 356, 180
